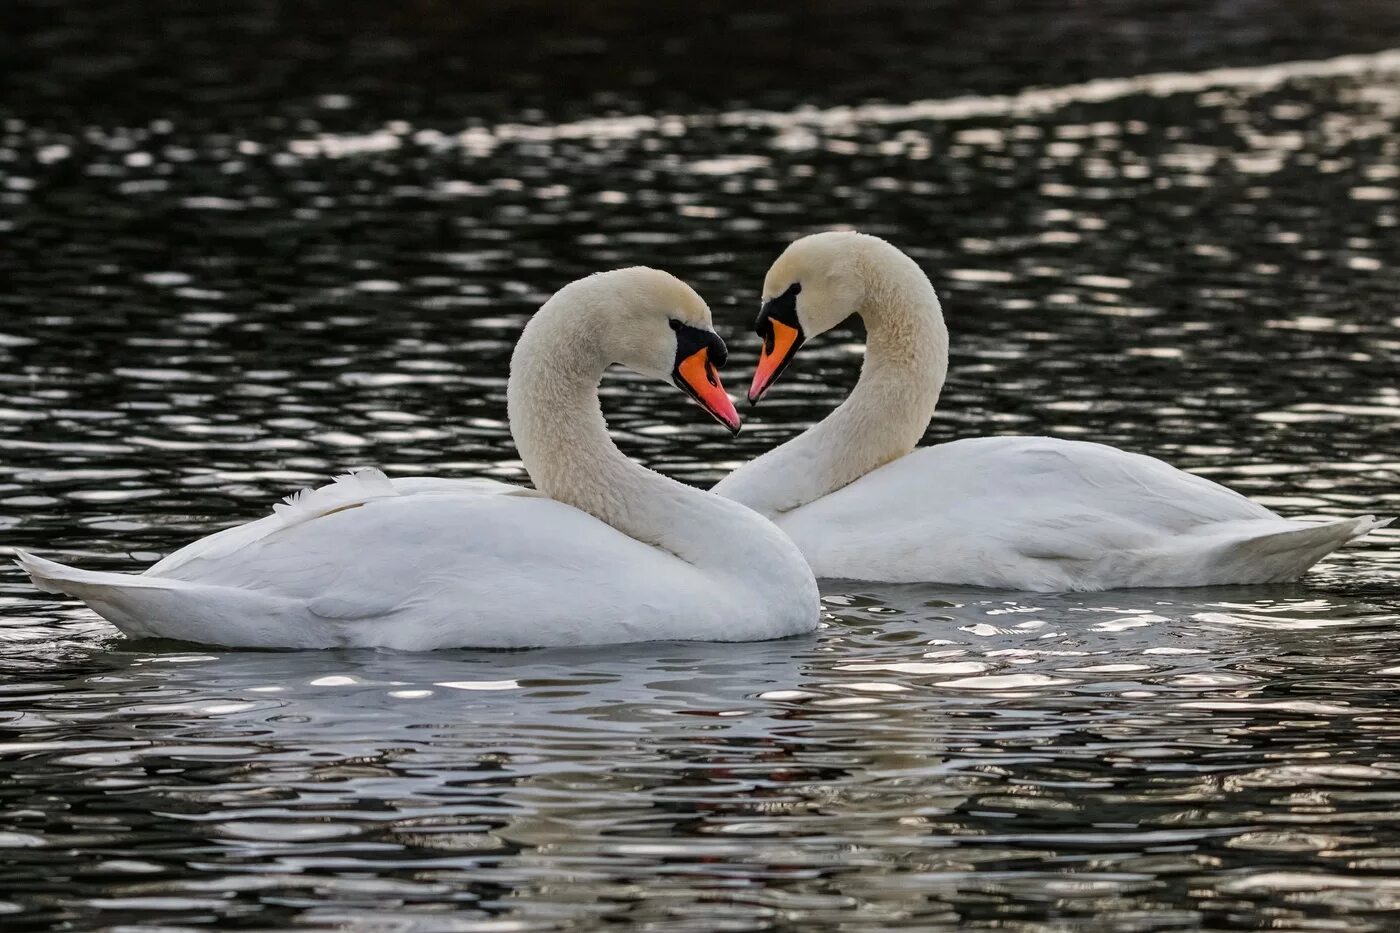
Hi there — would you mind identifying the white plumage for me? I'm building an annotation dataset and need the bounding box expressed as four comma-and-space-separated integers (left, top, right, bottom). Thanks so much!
17, 269, 819, 649
716, 232, 1388, 590
769, 436, 1386, 590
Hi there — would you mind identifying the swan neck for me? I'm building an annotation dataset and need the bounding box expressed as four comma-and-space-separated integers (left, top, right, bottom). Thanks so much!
714, 243, 947, 517
848, 246, 949, 425
507, 303, 760, 572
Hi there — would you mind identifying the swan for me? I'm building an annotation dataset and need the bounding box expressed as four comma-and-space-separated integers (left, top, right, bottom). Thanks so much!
713, 231, 1388, 590
17, 268, 820, 649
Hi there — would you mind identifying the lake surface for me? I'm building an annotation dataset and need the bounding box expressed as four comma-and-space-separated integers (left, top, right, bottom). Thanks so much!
3, 12, 1400, 930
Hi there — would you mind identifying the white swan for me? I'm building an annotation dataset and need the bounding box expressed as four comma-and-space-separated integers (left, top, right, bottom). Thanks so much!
18, 268, 820, 649
713, 232, 1388, 590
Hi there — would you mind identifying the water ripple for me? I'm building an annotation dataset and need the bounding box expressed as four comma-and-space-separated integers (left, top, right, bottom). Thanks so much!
2, 34, 1399, 933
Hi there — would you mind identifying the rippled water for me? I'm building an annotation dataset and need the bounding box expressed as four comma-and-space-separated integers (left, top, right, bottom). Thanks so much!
3, 31, 1400, 931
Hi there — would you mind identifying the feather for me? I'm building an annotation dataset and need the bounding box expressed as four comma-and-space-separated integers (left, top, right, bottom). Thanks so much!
271, 468, 399, 529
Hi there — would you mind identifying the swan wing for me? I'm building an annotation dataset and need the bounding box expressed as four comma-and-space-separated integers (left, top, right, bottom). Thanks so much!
183, 492, 700, 642
23, 473, 722, 648
145, 470, 532, 579
777, 436, 1382, 589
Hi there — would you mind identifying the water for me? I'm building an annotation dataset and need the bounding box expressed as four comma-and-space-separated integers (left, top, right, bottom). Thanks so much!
3, 11, 1400, 929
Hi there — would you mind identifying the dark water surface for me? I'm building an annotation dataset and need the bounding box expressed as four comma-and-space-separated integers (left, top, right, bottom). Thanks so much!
3, 11, 1400, 930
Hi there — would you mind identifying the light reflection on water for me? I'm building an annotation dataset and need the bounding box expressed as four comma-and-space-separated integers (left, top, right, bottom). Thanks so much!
4, 586, 1400, 928
3, 39, 1400, 933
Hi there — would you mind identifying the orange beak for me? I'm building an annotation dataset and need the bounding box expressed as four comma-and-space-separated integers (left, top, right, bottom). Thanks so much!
674, 347, 741, 434
748, 318, 804, 404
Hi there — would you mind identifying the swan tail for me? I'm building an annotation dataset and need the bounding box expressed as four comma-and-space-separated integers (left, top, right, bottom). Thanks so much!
14, 550, 303, 645
16, 550, 179, 596
1206, 515, 1390, 583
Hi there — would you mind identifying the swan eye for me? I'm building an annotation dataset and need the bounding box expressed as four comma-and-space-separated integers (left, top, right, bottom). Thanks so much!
669, 319, 728, 369
756, 282, 802, 338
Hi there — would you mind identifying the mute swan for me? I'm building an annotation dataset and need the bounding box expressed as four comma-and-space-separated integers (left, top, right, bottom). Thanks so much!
713, 231, 1387, 590
18, 268, 820, 649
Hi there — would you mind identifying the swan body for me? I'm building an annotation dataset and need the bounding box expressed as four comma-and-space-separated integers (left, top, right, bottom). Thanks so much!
19, 269, 820, 649
767, 436, 1386, 590
715, 232, 1387, 591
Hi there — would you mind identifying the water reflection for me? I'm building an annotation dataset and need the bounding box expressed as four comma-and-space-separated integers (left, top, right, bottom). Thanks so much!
3, 32, 1400, 933
4, 585, 1400, 928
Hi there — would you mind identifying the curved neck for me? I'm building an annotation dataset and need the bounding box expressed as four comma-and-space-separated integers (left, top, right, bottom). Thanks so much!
507, 305, 770, 574
851, 245, 949, 446
716, 244, 948, 517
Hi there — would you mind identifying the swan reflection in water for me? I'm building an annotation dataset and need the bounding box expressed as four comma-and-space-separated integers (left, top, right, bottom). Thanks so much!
5, 577, 1395, 921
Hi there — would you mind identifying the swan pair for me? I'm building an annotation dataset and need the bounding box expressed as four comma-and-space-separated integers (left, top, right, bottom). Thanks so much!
18, 234, 1386, 649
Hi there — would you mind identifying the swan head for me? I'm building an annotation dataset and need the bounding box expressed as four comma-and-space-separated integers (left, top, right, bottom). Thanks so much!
750, 231, 875, 403
554, 267, 742, 434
